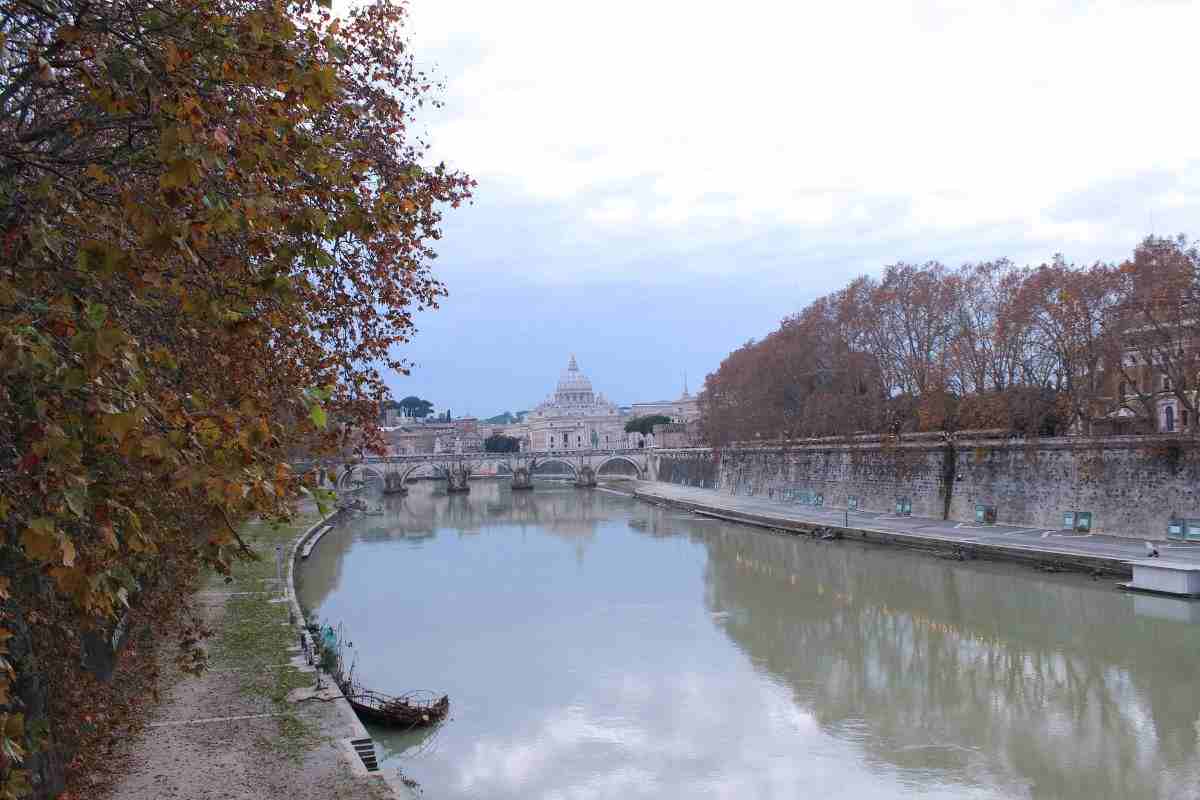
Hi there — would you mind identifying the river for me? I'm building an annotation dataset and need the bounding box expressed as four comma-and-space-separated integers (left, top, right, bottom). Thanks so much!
297, 480, 1200, 800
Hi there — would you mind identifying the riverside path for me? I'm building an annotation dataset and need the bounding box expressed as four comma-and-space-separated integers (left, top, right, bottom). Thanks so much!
631, 481, 1200, 576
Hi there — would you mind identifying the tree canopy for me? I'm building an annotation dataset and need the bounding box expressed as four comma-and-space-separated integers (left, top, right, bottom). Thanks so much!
699, 237, 1198, 444
624, 415, 673, 436
0, 0, 471, 794
398, 396, 435, 418
484, 434, 522, 453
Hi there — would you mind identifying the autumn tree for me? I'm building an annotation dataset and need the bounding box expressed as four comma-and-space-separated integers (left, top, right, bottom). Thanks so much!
1108, 236, 1200, 432
0, 0, 471, 795
865, 262, 961, 398
947, 260, 1037, 395
1009, 259, 1122, 434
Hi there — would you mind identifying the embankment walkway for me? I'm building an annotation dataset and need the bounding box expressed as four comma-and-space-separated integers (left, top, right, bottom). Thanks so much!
107, 514, 397, 800
632, 481, 1200, 576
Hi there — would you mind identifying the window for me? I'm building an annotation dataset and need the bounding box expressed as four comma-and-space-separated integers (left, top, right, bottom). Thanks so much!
1165, 405, 1175, 432
1119, 381, 1127, 398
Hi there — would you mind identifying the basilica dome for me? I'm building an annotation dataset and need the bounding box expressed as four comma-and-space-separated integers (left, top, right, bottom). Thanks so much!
555, 354, 595, 402
529, 355, 618, 419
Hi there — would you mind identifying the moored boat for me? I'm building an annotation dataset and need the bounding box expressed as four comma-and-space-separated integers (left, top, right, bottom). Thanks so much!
345, 689, 450, 729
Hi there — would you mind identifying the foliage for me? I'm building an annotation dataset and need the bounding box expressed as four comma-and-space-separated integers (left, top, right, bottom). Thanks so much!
0, 0, 471, 793
398, 396, 434, 418
699, 238, 1196, 444
624, 415, 672, 436
1106, 236, 1200, 429
483, 434, 521, 453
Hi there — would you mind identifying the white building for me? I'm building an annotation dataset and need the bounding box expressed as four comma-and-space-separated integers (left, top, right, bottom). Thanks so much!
495, 355, 702, 450
628, 375, 699, 423
511, 355, 629, 450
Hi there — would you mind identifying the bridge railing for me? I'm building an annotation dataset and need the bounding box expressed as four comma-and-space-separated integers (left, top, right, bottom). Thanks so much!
329, 448, 648, 465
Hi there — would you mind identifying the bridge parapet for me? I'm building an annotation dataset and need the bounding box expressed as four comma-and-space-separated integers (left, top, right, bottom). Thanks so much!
310, 448, 651, 491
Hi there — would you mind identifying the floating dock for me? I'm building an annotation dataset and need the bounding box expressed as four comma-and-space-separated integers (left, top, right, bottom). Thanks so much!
1120, 560, 1200, 598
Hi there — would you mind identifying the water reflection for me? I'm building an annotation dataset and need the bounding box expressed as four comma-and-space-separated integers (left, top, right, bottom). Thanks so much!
297, 482, 1200, 800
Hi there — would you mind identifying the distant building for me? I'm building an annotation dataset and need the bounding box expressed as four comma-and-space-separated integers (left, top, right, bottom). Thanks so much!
509, 355, 629, 450
1087, 307, 1199, 436
382, 427, 439, 455
435, 429, 483, 454
393, 355, 706, 453
651, 421, 699, 448
379, 400, 403, 428
629, 383, 699, 423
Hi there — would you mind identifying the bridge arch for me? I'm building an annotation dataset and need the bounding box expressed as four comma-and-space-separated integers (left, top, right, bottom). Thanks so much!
337, 464, 384, 491
596, 455, 644, 479
533, 458, 578, 479
399, 462, 443, 484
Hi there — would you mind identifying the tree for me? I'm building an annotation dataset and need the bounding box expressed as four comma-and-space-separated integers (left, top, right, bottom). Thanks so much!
0, 0, 471, 794
1108, 236, 1200, 432
867, 262, 961, 398
399, 396, 435, 418
1011, 259, 1122, 433
624, 415, 672, 436
948, 260, 1034, 396
695, 252, 1140, 443
484, 434, 521, 453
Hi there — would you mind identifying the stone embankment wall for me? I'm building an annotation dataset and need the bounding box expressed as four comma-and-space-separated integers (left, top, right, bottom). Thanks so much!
652, 434, 1200, 539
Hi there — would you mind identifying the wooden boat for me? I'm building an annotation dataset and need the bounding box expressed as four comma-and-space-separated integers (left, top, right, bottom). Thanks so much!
345, 689, 449, 728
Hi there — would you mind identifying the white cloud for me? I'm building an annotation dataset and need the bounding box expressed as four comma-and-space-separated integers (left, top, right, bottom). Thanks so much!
448, 669, 1013, 800
399, 0, 1200, 246
340, 0, 1200, 406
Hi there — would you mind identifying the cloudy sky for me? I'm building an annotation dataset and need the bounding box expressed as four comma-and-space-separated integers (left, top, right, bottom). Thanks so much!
365, 0, 1200, 417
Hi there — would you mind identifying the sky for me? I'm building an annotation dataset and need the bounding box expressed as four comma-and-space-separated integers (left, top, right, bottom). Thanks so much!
354, 0, 1200, 417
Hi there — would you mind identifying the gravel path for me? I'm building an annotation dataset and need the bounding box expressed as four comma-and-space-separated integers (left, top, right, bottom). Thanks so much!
106, 517, 402, 800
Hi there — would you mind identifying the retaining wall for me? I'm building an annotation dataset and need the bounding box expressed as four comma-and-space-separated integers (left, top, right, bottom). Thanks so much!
652, 435, 1200, 539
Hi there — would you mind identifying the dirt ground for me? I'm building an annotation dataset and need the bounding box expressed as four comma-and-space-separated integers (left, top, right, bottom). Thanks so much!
104, 517, 401, 800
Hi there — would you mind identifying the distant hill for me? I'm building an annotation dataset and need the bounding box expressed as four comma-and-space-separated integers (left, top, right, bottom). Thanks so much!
484, 410, 529, 424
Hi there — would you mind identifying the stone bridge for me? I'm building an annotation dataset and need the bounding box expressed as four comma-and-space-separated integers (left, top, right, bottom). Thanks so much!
301, 449, 654, 493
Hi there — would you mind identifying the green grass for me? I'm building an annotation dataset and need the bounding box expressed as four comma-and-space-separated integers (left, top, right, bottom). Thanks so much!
209, 513, 328, 762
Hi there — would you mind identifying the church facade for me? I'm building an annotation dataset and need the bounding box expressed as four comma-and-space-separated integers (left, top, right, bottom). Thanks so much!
514, 355, 630, 450
491, 355, 699, 451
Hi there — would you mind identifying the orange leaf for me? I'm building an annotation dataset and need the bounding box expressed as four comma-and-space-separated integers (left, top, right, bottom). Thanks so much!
61, 538, 76, 567
100, 523, 119, 551
85, 164, 112, 184
21, 518, 59, 562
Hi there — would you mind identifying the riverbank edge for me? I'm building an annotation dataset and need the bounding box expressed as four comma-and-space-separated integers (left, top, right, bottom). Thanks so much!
630, 481, 1134, 578
286, 511, 407, 798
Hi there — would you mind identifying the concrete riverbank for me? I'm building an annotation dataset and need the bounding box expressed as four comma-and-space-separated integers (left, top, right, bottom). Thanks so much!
107, 513, 400, 800
632, 481, 1200, 577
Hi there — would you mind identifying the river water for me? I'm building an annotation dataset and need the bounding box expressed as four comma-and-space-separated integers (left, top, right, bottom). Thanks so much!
297, 480, 1200, 800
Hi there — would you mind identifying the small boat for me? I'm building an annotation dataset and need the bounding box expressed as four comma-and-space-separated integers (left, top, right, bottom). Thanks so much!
345, 689, 450, 728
